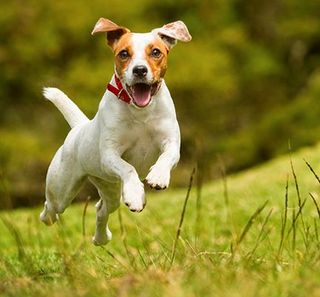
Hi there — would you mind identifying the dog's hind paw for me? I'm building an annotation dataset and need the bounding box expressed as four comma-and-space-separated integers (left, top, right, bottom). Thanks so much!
40, 204, 58, 226
92, 228, 112, 246
92, 226, 112, 246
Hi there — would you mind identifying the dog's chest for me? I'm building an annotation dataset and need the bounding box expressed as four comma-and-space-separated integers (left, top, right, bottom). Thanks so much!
120, 120, 161, 177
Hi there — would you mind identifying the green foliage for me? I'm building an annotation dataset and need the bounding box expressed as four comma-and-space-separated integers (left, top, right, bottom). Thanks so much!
1, 0, 320, 206
1, 143, 320, 296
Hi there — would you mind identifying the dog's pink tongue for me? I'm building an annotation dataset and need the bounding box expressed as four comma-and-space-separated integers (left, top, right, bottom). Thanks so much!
132, 84, 151, 107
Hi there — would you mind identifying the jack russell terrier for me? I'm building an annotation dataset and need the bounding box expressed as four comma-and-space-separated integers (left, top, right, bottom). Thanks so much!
40, 18, 192, 245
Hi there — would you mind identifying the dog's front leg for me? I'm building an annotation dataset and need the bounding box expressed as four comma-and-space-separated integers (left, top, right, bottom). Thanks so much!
102, 152, 145, 212
146, 140, 180, 190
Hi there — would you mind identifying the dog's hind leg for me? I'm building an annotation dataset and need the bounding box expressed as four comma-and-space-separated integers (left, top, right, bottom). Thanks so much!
40, 200, 58, 225
89, 178, 121, 245
92, 199, 110, 245
40, 147, 86, 225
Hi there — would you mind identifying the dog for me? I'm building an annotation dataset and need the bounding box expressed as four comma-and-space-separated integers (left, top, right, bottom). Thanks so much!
40, 18, 192, 245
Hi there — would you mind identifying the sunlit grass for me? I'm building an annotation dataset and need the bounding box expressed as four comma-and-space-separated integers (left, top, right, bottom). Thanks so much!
1, 144, 320, 296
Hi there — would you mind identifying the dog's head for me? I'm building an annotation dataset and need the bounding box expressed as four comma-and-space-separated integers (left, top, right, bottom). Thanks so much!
92, 18, 192, 108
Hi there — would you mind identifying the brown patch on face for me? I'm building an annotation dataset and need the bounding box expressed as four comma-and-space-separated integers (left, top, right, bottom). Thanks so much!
112, 33, 133, 80
145, 38, 168, 82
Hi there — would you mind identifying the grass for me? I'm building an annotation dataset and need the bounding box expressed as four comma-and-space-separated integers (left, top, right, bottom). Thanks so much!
1, 144, 320, 297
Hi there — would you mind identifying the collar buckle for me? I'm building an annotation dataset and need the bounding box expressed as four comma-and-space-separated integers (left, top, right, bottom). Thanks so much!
107, 74, 132, 104
117, 88, 126, 99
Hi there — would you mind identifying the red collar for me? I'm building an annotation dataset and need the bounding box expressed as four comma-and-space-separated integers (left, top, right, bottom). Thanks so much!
107, 75, 132, 104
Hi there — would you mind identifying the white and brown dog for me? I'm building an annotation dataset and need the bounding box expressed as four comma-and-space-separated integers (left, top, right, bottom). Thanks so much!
40, 18, 192, 245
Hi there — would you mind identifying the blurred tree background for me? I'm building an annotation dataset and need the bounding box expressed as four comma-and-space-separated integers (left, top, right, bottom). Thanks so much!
1, 0, 320, 208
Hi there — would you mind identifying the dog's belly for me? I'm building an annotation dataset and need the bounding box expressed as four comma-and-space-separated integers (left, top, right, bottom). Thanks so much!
122, 137, 160, 178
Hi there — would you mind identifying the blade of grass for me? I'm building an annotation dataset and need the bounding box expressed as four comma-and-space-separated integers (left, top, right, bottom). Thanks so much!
248, 208, 273, 258
0, 216, 36, 275
137, 248, 148, 269
304, 159, 320, 184
309, 193, 320, 219
82, 196, 91, 237
314, 219, 319, 243
286, 198, 307, 238
1, 217, 26, 261
232, 200, 269, 257
292, 208, 296, 253
134, 223, 170, 252
134, 222, 156, 269
236, 200, 269, 247
100, 249, 131, 271
118, 206, 135, 268
195, 161, 204, 246
277, 175, 289, 258
290, 155, 306, 232
169, 167, 195, 268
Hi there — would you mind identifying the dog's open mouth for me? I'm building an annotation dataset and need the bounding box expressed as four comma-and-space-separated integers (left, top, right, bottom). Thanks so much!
127, 83, 159, 108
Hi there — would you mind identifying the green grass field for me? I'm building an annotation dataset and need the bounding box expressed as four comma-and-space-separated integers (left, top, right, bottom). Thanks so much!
1, 144, 320, 297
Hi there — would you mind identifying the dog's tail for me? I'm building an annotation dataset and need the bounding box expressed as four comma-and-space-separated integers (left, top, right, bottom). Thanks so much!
43, 87, 89, 128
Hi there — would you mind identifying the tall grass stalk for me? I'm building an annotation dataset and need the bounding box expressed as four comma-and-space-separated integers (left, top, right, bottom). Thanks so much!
290, 156, 307, 235
309, 193, 320, 219
304, 159, 320, 184
248, 208, 273, 258
292, 208, 296, 253
0, 217, 37, 276
118, 206, 135, 268
1, 217, 26, 261
195, 162, 203, 246
169, 167, 195, 268
231, 200, 268, 257
286, 198, 307, 238
314, 219, 319, 243
277, 175, 289, 258
82, 196, 91, 237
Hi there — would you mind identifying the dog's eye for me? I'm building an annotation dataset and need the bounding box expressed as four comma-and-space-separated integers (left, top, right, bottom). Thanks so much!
151, 48, 161, 58
118, 50, 130, 60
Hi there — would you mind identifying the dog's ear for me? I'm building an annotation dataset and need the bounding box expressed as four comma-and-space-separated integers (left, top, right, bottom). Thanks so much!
152, 20, 192, 50
91, 18, 130, 47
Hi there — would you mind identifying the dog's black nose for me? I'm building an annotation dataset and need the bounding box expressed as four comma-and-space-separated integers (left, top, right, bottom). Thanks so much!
133, 65, 148, 77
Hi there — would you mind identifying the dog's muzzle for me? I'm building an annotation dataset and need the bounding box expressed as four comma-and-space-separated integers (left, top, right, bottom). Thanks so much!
127, 82, 161, 108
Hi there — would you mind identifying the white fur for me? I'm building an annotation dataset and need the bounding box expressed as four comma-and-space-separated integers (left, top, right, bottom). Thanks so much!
43, 87, 89, 128
124, 33, 155, 85
40, 34, 181, 246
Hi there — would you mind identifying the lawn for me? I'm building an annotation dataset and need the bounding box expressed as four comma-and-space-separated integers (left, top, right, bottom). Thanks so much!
1, 144, 320, 297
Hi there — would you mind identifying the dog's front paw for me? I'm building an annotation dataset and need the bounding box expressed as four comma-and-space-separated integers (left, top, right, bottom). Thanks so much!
122, 177, 146, 212
145, 165, 170, 190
